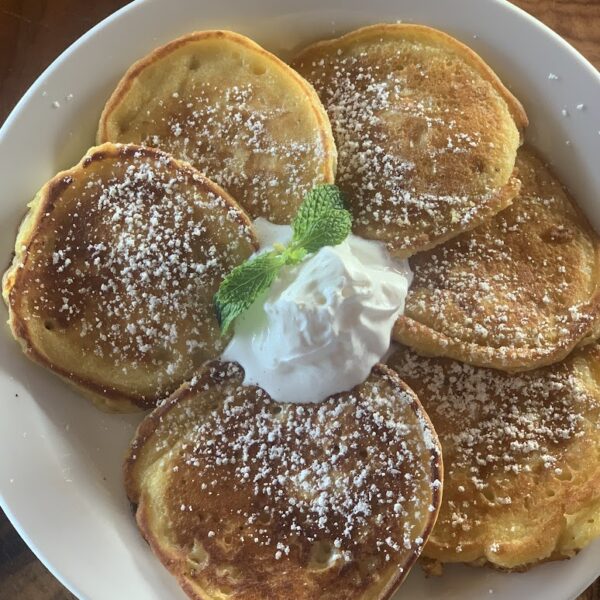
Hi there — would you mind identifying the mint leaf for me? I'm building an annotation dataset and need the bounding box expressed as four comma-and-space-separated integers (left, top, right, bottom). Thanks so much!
214, 184, 353, 333
291, 184, 352, 253
214, 251, 283, 334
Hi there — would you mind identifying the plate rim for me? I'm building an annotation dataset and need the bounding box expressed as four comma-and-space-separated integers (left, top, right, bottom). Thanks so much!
1, 1, 599, 599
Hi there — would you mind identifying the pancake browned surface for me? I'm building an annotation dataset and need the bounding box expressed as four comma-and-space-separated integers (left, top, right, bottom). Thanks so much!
98, 30, 336, 223
293, 24, 527, 257
388, 345, 600, 571
394, 146, 600, 371
125, 362, 443, 600
2, 143, 257, 412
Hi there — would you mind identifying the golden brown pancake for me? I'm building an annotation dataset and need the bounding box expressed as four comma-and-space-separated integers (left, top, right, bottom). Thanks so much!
293, 23, 527, 257
394, 146, 600, 371
2, 143, 257, 412
125, 362, 443, 599
388, 345, 600, 571
97, 30, 337, 223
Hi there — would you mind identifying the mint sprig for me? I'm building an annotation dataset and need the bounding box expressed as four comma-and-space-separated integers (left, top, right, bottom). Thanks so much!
214, 184, 352, 333
291, 184, 351, 252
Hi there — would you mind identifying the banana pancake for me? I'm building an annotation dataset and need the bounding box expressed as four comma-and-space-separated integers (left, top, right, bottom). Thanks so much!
388, 345, 600, 571
124, 362, 443, 599
2, 143, 257, 412
293, 24, 527, 256
394, 146, 600, 371
98, 30, 337, 223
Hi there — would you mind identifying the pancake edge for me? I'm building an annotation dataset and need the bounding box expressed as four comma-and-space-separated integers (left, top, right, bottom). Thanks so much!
292, 23, 527, 256
392, 149, 600, 371
389, 343, 600, 572
2, 143, 258, 413
124, 361, 444, 600
96, 29, 337, 187
292, 22, 528, 136
389, 175, 521, 258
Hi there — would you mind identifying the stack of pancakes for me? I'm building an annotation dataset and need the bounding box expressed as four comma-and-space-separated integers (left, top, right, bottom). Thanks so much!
4, 23, 600, 599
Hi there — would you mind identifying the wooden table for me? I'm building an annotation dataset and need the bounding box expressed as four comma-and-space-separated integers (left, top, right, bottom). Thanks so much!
0, 0, 599, 598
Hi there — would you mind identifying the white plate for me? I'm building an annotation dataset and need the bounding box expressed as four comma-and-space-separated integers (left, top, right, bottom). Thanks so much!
1, 1, 599, 598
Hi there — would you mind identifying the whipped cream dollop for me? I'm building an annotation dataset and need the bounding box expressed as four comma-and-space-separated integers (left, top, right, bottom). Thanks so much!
222, 218, 413, 404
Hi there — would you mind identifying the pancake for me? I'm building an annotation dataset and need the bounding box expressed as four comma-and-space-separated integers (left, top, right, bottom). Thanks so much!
388, 345, 600, 571
2, 143, 257, 412
124, 361, 443, 599
293, 24, 527, 257
97, 30, 337, 223
394, 146, 600, 371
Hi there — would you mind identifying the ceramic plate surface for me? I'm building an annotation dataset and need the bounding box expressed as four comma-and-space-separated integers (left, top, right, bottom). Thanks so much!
1, 0, 599, 598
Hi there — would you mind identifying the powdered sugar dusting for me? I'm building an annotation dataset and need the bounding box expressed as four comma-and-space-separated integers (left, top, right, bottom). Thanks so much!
151, 363, 440, 564
129, 80, 327, 222
390, 346, 599, 546
296, 37, 518, 252
18, 146, 255, 402
403, 149, 599, 362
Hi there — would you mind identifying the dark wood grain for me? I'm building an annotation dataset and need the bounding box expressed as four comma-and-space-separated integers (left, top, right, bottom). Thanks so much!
0, 1, 599, 599
0, 0, 129, 124
0, 515, 76, 600
512, 0, 600, 68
